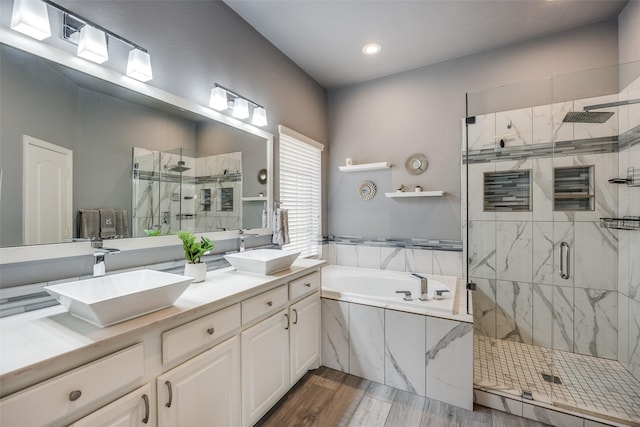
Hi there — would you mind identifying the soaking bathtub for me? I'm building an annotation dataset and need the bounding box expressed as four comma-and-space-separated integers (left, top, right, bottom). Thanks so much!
321, 265, 459, 316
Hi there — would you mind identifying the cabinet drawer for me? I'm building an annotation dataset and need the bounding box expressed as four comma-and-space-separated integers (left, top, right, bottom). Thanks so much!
0, 344, 144, 427
242, 285, 288, 326
163, 304, 241, 366
289, 271, 320, 302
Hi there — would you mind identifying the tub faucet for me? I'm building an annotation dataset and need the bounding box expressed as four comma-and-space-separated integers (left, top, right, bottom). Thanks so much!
411, 273, 428, 301
92, 240, 120, 277
237, 230, 259, 252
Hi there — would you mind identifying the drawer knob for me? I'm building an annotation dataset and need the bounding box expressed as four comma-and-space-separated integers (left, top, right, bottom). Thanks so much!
207, 327, 215, 335
266, 301, 273, 307
69, 390, 82, 402
304, 283, 311, 287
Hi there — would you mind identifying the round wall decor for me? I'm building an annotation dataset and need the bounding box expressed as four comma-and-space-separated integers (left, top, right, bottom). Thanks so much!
357, 180, 377, 201
405, 153, 428, 175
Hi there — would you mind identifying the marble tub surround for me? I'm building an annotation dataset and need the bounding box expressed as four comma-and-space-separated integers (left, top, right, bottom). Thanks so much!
321, 297, 473, 411
0, 258, 325, 395
326, 237, 463, 278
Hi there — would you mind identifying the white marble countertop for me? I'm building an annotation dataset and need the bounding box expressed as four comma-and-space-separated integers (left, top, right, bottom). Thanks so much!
0, 259, 325, 393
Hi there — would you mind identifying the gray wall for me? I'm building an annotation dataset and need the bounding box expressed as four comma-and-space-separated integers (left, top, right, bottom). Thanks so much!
619, 0, 640, 64
0, 0, 327, 285
327, 20, 619, 240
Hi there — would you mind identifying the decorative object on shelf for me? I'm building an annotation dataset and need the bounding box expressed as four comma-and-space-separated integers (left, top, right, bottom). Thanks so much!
414, 185, 423, 192
396, 184, 405, 192
178, 230, 214, 283
339, 162, 391, 172
10, 0, 154, 81
405, 153, 428, 175
385, 190, 445, 198
209, 83, 267, 127
345, 158, 353, 166
257, 168, 267, 184
357, 180, 377, 201
600, 216, 640, 231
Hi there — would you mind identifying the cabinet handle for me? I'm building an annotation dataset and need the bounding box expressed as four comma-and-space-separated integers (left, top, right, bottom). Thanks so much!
207, 327, 215, 335
304, 282, 311, 287
284, 313, 289, 330
142, 394, 150, 424
266, 301, 273, 307
69, 390, 82, 402
560, 241, 570, 280
165, 380, 173, 408
292, 308, 298, 325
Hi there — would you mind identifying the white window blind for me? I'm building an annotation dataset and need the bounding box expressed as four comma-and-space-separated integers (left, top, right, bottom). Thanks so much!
278, 125, 323, 258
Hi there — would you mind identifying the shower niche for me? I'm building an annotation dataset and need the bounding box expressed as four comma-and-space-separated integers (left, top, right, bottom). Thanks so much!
553, 165, 594, 211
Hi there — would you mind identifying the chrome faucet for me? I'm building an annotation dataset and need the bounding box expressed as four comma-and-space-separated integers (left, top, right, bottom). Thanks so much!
237, 230, 259, 252
92, 240, 120, 277
411, 273, 428, 301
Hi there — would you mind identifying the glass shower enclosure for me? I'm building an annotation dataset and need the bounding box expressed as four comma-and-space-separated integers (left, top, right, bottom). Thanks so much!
465, 60, 640, 424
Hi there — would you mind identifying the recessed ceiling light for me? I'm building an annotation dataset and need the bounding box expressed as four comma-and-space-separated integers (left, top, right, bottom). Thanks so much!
362, 43, 381, 56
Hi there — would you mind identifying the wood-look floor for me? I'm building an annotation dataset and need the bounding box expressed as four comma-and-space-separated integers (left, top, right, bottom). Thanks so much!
256, 367, 550, 427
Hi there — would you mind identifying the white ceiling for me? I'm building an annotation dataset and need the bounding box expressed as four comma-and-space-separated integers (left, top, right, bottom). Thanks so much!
224, 0, 628, 89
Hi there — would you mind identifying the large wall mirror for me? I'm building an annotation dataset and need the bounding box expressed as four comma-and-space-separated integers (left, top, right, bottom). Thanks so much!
0, 40, 272, 255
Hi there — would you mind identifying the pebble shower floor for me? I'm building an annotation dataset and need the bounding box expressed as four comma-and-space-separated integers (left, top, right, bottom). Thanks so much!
474, 334, 640, 425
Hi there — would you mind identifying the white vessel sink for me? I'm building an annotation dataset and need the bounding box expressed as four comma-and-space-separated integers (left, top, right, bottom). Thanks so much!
44, 270, 193, 327
224, 249, 300, 275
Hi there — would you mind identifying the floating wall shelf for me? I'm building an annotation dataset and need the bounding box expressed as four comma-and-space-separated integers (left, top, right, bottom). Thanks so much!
241, 196, 267, 202
385, 191, 445, 198
338, 162, 391, 172
600, 217, 639, 230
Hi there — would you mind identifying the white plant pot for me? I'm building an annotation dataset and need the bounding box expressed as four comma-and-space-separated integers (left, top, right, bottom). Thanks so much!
184, 262, 207, 283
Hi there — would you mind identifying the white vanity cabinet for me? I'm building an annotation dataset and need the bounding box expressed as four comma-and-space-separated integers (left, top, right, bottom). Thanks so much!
157, 335, 240, 427
289, 292, 321, 385
241, 309, 290, 427
69, 384, 152, 427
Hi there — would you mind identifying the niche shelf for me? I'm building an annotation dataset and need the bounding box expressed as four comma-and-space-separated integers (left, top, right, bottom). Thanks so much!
600, 216, 640, 231
385, 191, 445, 198
554, 166, 594, 211
338, 162, 391, 172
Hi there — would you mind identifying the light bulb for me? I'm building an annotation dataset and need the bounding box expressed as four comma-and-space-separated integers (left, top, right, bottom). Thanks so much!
251, 107, 268, 127
126, 49, 153, 82
10, 0, 51, 40
77, 25, 109, 64
209, 86, 228, 110
232, 98, 249, 119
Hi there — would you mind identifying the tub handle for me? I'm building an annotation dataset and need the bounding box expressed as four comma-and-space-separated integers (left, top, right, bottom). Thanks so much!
560, 241, 570, 280
434, 289, 450, 300
395, 290, 413, 301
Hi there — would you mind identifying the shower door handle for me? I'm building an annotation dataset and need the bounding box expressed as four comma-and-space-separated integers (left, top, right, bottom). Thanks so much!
559, 241, 570, 280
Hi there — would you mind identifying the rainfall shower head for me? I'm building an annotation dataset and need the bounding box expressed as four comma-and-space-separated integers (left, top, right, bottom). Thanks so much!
167, 160, 190, 172
562, 111, 614, 124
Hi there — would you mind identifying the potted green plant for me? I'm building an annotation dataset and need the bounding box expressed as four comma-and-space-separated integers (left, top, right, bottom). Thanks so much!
178, 231, 214, 283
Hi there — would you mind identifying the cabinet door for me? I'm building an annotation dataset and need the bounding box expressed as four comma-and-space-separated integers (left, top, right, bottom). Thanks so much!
157, 336, 240, 427
290, 293, 321, 385
241, 309, 289, 427
69, 384, 152, 427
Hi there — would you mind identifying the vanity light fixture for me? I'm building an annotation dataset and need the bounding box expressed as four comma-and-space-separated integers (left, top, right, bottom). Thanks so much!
232, 98, 250, 120
77, 24, 109, 64
210, 83, 268, 127
10, 0, 154, 80
10, 0, 51, 41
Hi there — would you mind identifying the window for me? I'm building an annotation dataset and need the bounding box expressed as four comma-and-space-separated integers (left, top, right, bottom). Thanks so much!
278, 125, 323, 258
